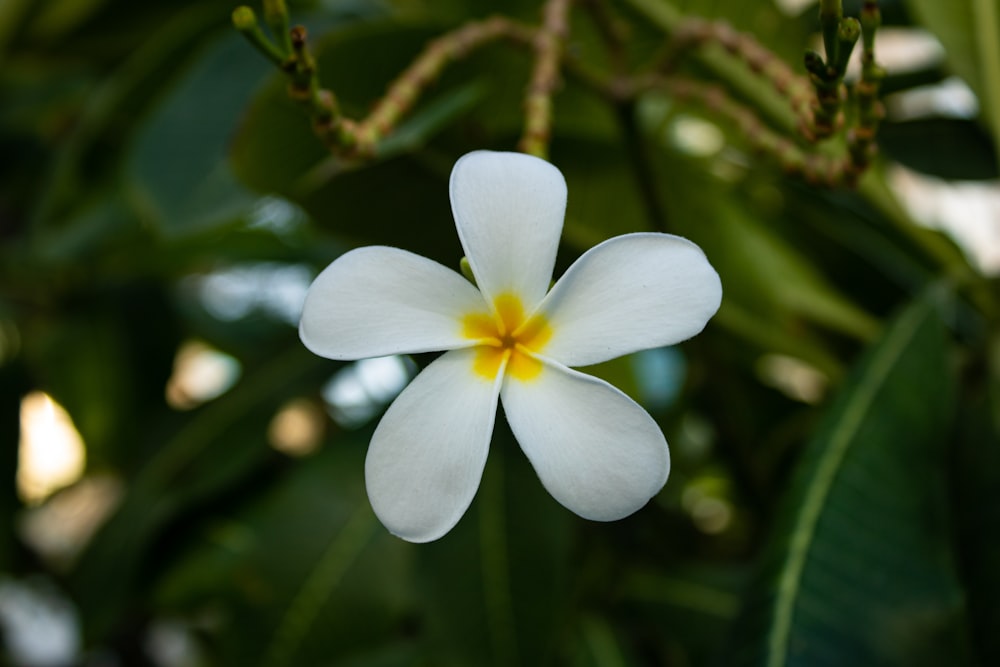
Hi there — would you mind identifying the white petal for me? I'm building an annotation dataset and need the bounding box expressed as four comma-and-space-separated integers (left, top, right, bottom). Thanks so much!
500, 360, 669, 521
449, 151, 566, 311
366, 348, 502, 542
300, 246, 486, 360
537, 233, 722, 367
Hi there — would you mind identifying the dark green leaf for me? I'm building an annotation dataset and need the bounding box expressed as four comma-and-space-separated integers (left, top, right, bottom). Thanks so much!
880, 117, 998, 180
126, 33, 268, 235
414, 429, 575, 667
154, 431, 414, 666
70, 344, 324, 641
952, 337, 1000, 664
724, 287, 974, 666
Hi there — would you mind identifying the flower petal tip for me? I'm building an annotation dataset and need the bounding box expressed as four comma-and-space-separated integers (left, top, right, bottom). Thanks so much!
449, 151, 567, 311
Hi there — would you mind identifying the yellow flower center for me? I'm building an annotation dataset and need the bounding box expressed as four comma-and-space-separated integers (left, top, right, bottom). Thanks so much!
462, 292, 552, 381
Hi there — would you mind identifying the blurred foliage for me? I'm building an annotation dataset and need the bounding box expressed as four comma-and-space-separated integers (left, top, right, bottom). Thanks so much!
1, 0, 998, 666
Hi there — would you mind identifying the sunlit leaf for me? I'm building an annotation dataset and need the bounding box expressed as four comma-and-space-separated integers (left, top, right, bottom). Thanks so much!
905, 0, 1000, 144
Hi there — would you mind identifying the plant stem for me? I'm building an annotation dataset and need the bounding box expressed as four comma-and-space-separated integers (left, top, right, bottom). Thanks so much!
519, 0, 572, 158
624, 0, 804, 136
661, 17, 814, 137
354, 16, 528, 155
818, 0, 843, 65
262, 0, 292, 54
233, 6, 286, 68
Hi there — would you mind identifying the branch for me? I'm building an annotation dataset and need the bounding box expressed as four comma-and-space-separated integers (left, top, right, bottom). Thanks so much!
643, 75, 858, 186
234, 6, 533, 158
518, 0, 572, 158
659, 17, 815, 139
351, 16, 531, 155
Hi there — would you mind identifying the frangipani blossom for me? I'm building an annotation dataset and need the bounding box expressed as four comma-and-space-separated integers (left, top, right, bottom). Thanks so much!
300, 151, 722, 543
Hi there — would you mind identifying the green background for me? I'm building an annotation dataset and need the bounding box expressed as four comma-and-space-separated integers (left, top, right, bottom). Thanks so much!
1, 0, 998, 665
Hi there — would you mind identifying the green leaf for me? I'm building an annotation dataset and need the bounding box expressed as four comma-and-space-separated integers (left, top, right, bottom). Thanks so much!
655, 151, 879, 347
70, 344, 325, 642
696, 198, 879, 342
723, 287, 974, 666
906, 0, 1000, 148
228, 20, 509, 261
27, 4, 226, 235
154, 432, 414, 666
617, 566, 744, 665
24, 0, 109, 41
414, 430, 575, 667
374, 81, 487, 158
125, 33, 267, 235
952, 336, 1000, 664
556, 138, 869, 380
879, 117, 998, 180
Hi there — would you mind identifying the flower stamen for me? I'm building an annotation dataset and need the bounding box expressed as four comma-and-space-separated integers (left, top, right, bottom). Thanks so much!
462, 292, 551, 381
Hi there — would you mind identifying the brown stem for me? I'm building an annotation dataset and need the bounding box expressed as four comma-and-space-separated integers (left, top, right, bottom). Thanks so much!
518, 0, 572, 158
658, 18, 816, 141
350, 16, 532, 156
643, 75, 861, 187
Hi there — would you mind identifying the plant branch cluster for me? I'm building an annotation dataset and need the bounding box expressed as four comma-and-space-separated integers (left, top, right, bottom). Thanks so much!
233, 0, 885, 186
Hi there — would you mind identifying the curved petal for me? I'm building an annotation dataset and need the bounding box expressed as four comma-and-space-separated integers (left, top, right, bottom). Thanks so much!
449, 151, 566, 311
537, 233, 722, 367
500, 359, 669, 521
300, 246, 487, 360
366, 348, 502, 542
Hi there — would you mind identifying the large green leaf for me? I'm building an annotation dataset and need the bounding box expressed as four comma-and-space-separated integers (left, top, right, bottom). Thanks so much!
25, 3, 228, 236
905, 0, 1000, 146
125, 32, 266, 235
723, 287, 973, 666
70, 343, 326, 642
151, 409, 576, 666
153, 430, 414, 666
952, 335, 1000, 664
556, 137, 875, 382
413, 427, 575, 667
879, 117, 998, 180
227, 25, 476, 262
653, 149, 879, 373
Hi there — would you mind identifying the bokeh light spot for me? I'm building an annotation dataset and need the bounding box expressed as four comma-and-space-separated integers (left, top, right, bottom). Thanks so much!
18, 393, 86, 506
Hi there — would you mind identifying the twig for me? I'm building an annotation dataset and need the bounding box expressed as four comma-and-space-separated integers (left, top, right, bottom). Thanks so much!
354, 16, 530, 155
658, 17, 816, 140
846, 1, 885, 177
643, 75, 856, 186
235, 7, 533, 157
518, 0, 572, 158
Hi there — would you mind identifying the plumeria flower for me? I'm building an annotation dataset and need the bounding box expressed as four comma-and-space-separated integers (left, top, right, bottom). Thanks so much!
300, 151, 722, 542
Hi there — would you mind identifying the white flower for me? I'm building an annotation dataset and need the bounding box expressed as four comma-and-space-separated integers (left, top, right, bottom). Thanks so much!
300, 150, 722, 543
